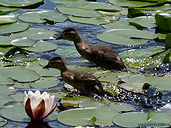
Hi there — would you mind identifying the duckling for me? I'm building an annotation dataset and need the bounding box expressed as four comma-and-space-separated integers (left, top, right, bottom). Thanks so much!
56, 28, 126, 70
43, 57, 104, 97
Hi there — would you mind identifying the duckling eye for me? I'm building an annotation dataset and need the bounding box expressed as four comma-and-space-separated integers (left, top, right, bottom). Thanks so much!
50, 62, 55, 65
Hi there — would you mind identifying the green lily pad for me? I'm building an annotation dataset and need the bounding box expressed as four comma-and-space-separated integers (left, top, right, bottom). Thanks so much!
9, 92, 24, 102
93, 71, 131, 84
11, 37, 35, 47
102, 18, 136, 29
165, 33, 171, 48
129, 16, 156, 29
0, 0, 44, 7
0, 101, 30, 122
61, 96, 86, 107
18, 10, 67, 23
11, 28, 57, 40
30, 77, 60, 89
0, 86, 16, 95
0, 14, 17, 25
50, 0, 86, 4
23, 41, 58, 52
0, 66, 40, 82
0, 22, 30, 35
57, 5, 102, 17
81, 2, 121, 11
0, 75, 14, 85
0, 36, 16, 46
79, 98, 135, 112
120, 74, 171, 92
119, 46, 166, 70
0, 94, 14, 107
108, 0, 158, 8
55, 46, 81, 58
68, 15, 111, 25
57, 108, 118, 126
97, 29, 157, 45
113, 112, 148, 127
128, 7, 145, 18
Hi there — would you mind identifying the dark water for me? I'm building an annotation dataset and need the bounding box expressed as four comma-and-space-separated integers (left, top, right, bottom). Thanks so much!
6, 0, 171, 127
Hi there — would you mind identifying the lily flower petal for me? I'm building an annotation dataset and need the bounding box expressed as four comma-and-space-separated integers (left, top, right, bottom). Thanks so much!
33, 99, 45, 120
25, 98, 33, 119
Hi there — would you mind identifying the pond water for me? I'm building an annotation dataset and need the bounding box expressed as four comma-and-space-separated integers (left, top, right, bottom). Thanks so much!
1, 0, 171, 127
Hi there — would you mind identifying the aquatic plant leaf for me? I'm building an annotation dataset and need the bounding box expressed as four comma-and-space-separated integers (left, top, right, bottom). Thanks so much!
79, 98, 135, 112
0, 36, 16, 46
119, 47, 165, 69
81, 2, 121, 11
97, 29, 157, 45
129, 16, 156, 29
155, 14, 171, 32
121, 74, 171, 92
57, 108, 118, 126
113, 112, 148, 127
0, 75, 14, 85
0, 117, 7, 127
11, 37, 35, 47
0, 86, 16, 95
165, 33, 171, 48
30, 77, 60, 89
102, 18, 136, 29
108, 0, 158, 8
61, 96, 86, 107
0, 0, 44, 7
18, 10, 67, 23
24, 41, 58, 52
0, 22, 30, 35
49, 0, 86, 4
10, 92, 24, 102
67, 65, 99, 73
0, 94, 14, 107
0, 14, 17, 25
57, 5, 102, 17
11, 28, 57, 40
55, 46, 81, 58
68, 15, 111, 25
0, 101, 30, 122
128, 7, 145, 18
0, 66, 40, 82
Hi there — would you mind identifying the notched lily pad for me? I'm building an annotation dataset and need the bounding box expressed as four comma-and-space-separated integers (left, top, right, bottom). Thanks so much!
97, 29, 157, 45
57, 107, 118, 126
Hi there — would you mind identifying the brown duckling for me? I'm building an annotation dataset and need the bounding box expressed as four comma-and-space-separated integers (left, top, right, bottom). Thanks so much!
56, 28, 126, 70
43, 57, 104, 97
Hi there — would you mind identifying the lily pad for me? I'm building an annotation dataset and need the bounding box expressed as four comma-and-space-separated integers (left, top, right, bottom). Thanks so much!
11, 28, 57, 40
50, 0, 86, 4
30, 77, 60, 89
119, 47, 166, 70
81, 2, 121, 11
0, 94, 14, 107
165, 33, 171, 48
0, 6, 19, 15
11, 37, 35, 47
0, 101, 30, 122
102, 18, 137, 29
0, 75, 14, 85
57, 5, 102, 17
0, 0, 44, 7
0, 66, 40, 82
79, 98, 135, 112
129, 16, 156, 29
0, 14, 17, 25
108, 0, 158, 8
120, 74, 171, 92
67, 65, 99, 73
113, 112, 148, 127
0, 36, 16, 46
57, 108, 118, 126
55, 46, 81, 58
18, 10, 67, 23
23, 41, 58, 52
61, 96, 86, 107
0, 86, 16, 95
68, 16, 111, 25
0, 22, 30, 35
97, 29, 157, 45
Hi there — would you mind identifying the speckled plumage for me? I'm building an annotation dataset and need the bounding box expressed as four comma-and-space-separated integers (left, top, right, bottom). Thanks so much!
57, 28, 126, 70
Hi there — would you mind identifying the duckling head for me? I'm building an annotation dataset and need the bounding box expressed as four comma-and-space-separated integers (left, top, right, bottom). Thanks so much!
43, 57, 67, 71
56, 28, 81, 42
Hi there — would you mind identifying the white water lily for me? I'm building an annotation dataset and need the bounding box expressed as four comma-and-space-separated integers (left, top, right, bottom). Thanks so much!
23, 90, 57, 120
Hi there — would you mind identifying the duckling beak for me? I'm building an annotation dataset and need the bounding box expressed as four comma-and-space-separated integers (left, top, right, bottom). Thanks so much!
43, 64, 49, 69
56, 34, 63, 40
